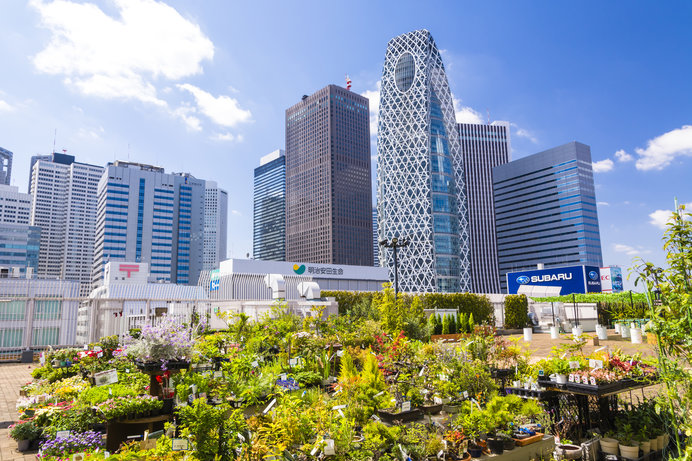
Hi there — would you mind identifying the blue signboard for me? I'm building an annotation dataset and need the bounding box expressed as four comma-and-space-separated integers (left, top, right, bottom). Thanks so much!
610, 266, 624, 293
507, 265, 602, 295
209, 279, 220, 292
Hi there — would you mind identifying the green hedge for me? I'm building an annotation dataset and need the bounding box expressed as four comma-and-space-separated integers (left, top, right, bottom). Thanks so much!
321, 290, 493, 324
504, 294, 528, 329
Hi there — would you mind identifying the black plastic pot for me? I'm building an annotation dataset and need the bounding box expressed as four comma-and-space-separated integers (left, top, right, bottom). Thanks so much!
503, 437, 515, 450
468, 445, 483, 458
162, 398, 174, 414
487, 437, 504, 455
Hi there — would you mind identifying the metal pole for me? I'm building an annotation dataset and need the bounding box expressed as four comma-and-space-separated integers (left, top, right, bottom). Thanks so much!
573, 293, 578, 327
551, 301, 555, 325
393, 244, 399, 302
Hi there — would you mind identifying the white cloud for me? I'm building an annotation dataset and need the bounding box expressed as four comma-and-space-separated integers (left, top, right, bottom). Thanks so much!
77, 126, 105, 140
649, 202, 692, 229
31, 0, 214, 107
597, 201, 610, 206
0, 99, 13, 112
613, 243, 639, 256
592, 158, 614, 173
635, 125, 692, 170
453, 98, 483, 124
361, 81, 380, 136
211, 132, 237, 142
230, 209, 242, 216
508, 122, 538, 143
172, 106, 202, 132
177, 84, 251, 128
614, 149, 633, 162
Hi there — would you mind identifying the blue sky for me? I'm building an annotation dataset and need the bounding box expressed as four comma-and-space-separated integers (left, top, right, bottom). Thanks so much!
1, 1, 690, 291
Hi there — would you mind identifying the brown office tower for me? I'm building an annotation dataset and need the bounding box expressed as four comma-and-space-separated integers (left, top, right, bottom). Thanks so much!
285, 85, 373, 266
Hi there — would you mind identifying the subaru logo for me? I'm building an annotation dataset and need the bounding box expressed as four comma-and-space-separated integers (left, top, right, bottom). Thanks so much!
516, 275, 530, 285
588, 271, 598, 281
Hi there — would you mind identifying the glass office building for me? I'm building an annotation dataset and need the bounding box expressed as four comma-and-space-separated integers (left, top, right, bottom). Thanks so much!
253, 150, 286, 261
377, 29, 470, 293
493, 141, 604, 292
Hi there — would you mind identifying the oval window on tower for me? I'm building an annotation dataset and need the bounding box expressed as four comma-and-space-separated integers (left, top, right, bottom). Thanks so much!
394, 52, 415, 93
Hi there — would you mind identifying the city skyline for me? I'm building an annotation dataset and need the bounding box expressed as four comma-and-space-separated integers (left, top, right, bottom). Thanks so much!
1, 1, 691, 291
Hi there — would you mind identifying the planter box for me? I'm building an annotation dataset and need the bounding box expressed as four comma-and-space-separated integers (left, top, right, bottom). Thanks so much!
135, 360, 190, 372
377, 407, 423, 423
566, 381, 621, 396
431, 334, 466, 342
442, 403, 463, 414
421, 403, 443, 414
513, 432, 544, 447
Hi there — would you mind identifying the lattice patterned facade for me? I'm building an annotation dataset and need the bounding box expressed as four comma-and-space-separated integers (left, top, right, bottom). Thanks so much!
376, 29, 471, 293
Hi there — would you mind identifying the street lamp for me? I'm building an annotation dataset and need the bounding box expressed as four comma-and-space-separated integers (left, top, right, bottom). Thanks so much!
379, 237, 410, 301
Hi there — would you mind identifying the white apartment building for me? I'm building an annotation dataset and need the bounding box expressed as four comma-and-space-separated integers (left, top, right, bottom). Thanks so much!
29, 153, 103, 296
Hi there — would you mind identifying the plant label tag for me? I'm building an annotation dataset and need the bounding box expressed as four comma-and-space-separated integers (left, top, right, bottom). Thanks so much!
108, 388, 113, 396
84, 344, 89, 350
94, 369, 118, 386
391, 398, 397, 403
332, 404, 347, 410
125, 369, 130, 373
310, 446, 320, 456
581, 376, 589, 384
171, 438, 189, 451
104, 452, 110, 459
590, 359, 604, 369
419, 366, 426, 377
40, 352, 45, 366
237, 433, 246, 442
336, 350, 344, 357
324, 439, 336, 456
568, 374, 575, 382
595, 346, 607, 353
590, 377, 597, 385
191, 384, 197, 393
437, 450, 445, 459
463, 391, 469, 399
338, 409, 345, 418
251, 361, 258, 368
402, 401, 411, 412
263, 398, 277, 414
433, 396, 443, 405
72, 453, 85, 461
569, 361, 580, 369
560, 352, 568, 359
374, 391, 385, 397
57, 430, 71, 438
280, 373, 287, 381
538, 369, 545, 376
289, 358, 298, 367
370, 414, 381, 422
214, 371, 222, 378
398, 444, 408, 458
438, 374, 448, 381
94, 346, 102, 352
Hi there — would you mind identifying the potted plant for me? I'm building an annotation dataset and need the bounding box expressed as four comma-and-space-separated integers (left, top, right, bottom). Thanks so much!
9, 420, 43, 452
599, 430, 619, 455
617, 424, 640, 460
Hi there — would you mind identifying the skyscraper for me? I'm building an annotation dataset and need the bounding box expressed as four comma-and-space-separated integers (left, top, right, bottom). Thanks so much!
0, 147, 12, 185
29, 153, 103, 295
91, 161, 212, 287
493, 141, 604, 292
253, 150, 286, 261
377, 29, 470, 293
285, 85, 373, 266
458, 121, 511, 293
203, 181, 228, 270
0, 184, 40, 277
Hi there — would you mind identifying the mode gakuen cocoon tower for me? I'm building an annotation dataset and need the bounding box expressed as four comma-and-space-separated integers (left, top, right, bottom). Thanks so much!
376, 29, 471, 293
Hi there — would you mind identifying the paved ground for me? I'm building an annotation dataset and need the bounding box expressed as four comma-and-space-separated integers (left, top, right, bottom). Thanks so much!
507, 328, 658, 361
0, 363, 35, 461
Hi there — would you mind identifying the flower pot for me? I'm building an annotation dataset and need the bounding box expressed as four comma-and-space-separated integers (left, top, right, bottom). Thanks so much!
550, 326, 560, 339
556, 374, 568, 384
487, 437, 504, 455
649, 438, 658, 451
162, 398, 174, 414
614, 323, 621, 334
630, 327, 643, 344
571, 326, 583, 337
512, 380, 521, 388
29, 438, 42, 450
523, 327, 533, 342
599, 437, 619, 455
663, 433, 669, 448
17, 439, 30, 452
621, 325, 630, 338
640, 440, 650, 455
556, 444, 582, 460
596, 324, 608, 340
619, 443, 640, 460
468, 445, 483, 458
503, 437, 515, 451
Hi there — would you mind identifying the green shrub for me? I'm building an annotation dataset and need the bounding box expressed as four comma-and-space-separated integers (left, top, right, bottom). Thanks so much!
504, 294, 529, 329
441, 315, 450, 334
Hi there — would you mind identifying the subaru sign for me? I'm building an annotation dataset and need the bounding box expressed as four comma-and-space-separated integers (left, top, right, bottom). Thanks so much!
507, 265, 602, 295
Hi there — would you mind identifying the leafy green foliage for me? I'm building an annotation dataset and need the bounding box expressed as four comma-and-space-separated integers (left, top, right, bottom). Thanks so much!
504, 294, 529, 329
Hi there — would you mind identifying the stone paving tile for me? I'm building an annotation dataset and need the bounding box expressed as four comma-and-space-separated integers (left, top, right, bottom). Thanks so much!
0, 363, 36, 461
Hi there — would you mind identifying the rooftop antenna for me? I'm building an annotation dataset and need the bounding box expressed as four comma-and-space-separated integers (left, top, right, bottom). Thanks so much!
52, 129, 57, 154
128, 143, 130, 161
345, 74, 352, 91
486, 109, 490, 125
